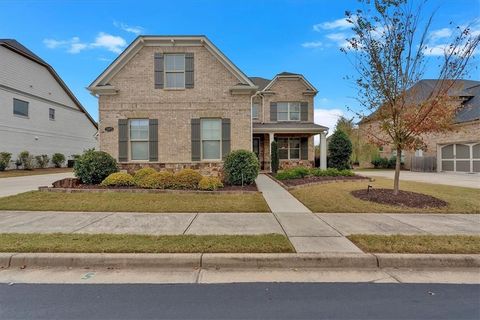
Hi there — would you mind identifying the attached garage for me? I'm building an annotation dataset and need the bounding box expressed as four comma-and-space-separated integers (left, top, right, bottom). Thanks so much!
439, 143, 480, 173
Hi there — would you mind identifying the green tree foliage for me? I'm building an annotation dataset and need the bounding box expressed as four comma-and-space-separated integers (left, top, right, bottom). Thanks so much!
327, 129, 352, 170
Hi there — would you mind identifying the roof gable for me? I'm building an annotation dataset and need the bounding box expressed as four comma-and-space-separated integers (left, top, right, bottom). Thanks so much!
89, 36, 256, 91
263, 72, 318, 93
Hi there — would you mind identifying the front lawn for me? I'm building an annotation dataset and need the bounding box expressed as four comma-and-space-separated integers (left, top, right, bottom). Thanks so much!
0, 167, 72, 178
0, 191, 270, 213
290, 177, 479, 213
0, 233, 294, 253
348, 235, 480, 254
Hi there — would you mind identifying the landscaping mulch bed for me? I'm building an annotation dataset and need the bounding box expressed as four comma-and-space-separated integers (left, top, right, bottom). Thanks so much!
351, 188, 448, 209
279, 175, 368, 187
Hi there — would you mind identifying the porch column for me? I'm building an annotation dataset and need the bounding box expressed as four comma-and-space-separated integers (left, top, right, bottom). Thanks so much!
269, 132, 274, 156
320, 132, 327, 169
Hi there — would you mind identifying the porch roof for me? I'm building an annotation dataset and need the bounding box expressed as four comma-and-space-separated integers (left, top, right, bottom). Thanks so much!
253, 122, 328, 134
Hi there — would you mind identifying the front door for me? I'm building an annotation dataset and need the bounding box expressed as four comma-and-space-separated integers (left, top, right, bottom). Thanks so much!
253, 137, 260, 158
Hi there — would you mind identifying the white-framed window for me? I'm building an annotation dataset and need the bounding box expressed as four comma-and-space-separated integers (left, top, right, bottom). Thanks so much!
165, 54, 185, 89
414, 149, 423, 157
252, 103, 260, 120
49, 108, 55, 120
277, 102, 300, 121
129, 119, 149, 160
277, 137, 300, 160
201, 118, 222, 160
13, 98, 29, 117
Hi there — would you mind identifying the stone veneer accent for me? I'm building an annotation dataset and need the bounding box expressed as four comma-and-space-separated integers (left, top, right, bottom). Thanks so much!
119, 162, 224, 179
279, 160, 314, 170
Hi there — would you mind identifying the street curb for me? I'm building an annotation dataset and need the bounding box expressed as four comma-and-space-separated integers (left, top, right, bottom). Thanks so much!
374, 253, 480, 268
1, 252, 479, 269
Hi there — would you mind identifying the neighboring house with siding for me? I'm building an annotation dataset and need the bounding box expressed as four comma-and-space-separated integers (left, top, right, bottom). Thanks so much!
359, 79, 480, 173
88, 35, 328, 175
0, 39, 98, 168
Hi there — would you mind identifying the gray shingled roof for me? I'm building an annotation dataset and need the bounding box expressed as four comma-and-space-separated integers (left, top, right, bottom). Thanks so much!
249, 77, 271, 91
0, 39, 97, 129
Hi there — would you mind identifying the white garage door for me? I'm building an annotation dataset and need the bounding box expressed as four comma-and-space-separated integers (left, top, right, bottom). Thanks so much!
440, 143, 480, 173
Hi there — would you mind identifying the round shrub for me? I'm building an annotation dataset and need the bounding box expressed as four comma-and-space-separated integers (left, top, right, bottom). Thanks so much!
173, 169, 203, 189
223, 150, 260, 185
74, 150, 118, 184
133, 167, 157, 184
0, 152, 12, 171
198, 176, 224, 191
137, 171, 175, 189
100, 172, 134, 187
327, 129, 352, 170
52, 153, 66, 168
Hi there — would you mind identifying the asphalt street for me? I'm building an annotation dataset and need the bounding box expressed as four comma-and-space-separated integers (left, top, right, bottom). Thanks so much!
0, 283, 479, 319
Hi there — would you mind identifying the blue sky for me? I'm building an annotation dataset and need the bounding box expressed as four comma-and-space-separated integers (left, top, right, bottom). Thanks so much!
1, 0, 479, 131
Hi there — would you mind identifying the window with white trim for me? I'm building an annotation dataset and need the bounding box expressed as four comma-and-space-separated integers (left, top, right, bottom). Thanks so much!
252, 103, 260, 120
201, 119, 222, 160
277, 102, 300, 121
129, 119, 149, 160
165, 54, 185, 89
277, 137, 300, 160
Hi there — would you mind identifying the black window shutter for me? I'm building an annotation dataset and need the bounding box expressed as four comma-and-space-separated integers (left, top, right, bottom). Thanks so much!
191, 119, 201, 161
301, 102, 308, 121
222, 118, 231, 159
154, 53, 164, 89
149, 119, 158, 162
301, 137, 308, 160
270, 102, 277, 122
185, 53, 194, 88
118, 119, 128, 162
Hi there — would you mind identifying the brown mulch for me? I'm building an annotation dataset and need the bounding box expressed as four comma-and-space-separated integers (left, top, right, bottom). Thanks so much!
351, 188, 448, 209
277, 175, 368, 187
52, 178, 258, 192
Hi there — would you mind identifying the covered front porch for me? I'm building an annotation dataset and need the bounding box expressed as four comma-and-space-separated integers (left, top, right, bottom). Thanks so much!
252, 123, 328, 171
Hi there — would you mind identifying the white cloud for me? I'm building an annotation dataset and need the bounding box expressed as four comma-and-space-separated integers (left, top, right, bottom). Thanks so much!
313, 17, 352, 31
43, 37, 88, 54
113, 21, 144, 35
325, 32, 351, 49
91, 32, 127, 53
301, 41, 323, 48
429, 27, 453, 41
314, 108, 344, 143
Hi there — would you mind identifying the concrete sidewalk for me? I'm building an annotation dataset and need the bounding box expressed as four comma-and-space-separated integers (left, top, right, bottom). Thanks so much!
0, 172, 73, 197
357, 170, 480, 189
256, 174, 363, 253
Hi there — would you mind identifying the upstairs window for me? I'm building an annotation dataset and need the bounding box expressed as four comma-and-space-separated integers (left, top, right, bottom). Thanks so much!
49, 108, 55, 120
165, 54, 185, 89
252, 103, 260, 120
277, 102, 300, 121
129, 119, 149, 160
13, 98, 29, 117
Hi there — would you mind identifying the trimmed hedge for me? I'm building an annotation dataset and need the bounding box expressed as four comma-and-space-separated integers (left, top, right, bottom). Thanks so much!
174, 169, 203, 189
100, 172, 135, 186
276, 167, 355, 180
198, 176, 224, 191
133, 167, 157, 185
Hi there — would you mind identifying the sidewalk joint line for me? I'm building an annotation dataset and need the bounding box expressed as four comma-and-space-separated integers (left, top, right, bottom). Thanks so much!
271, 212, 289, 237
385, 214, 432, 234
314, 214, 345, 236
69, 212, 115, 234
183, 213, 199, 235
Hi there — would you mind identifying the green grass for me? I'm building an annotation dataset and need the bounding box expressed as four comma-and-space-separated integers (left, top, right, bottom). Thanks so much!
348, 235, 480, 254
0, 191, 270, 213
290, 177, 480, 213
0, 233, 294, 253
0, 167, 72, 178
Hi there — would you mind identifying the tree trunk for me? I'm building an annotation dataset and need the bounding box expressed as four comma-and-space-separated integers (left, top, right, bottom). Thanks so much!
393, 147, 402, 195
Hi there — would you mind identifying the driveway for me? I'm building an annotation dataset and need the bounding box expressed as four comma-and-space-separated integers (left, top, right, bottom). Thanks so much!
358, 170, 480, 189
0, 172, 74, 197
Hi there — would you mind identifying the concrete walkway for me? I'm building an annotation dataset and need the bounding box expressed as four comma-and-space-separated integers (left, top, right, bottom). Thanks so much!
256, 174, 363, 253
358, 170, 480, 189
0, 172, 73, 197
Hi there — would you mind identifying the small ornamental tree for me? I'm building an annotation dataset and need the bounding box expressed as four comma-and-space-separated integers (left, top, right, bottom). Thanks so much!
52, 153, 66, 168
327, 129, 352, 170
343, 0, 479, 194
270, 141, 279, 174
0, 152, 12, 171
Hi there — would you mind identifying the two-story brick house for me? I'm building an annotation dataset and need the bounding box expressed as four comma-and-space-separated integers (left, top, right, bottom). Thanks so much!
88, 36, 328, 175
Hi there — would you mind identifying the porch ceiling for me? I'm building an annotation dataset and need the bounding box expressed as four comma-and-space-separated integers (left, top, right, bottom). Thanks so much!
253, 122, 328, 134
